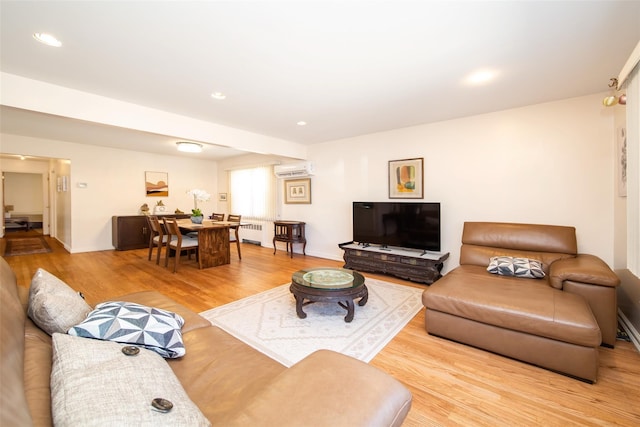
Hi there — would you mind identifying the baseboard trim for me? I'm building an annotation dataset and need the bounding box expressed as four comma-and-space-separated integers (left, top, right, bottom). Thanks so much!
618, 310, 640, 352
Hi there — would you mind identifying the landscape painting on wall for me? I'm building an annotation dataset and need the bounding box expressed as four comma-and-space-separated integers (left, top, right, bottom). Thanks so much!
145, 171, 169, 197
389, 158, 424, 199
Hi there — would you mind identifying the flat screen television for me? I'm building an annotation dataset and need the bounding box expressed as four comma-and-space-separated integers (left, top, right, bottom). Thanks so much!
352, 201, 441, 252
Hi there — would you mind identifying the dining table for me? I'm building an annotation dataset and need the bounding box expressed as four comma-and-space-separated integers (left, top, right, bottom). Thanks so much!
176, 219, 242, 268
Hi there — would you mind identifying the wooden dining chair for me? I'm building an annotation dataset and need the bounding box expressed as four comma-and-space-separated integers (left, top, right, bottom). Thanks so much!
162, 218, 200, 273
210, 213, 225, 221
146, 216, 174, 265
227, 214, 242, 260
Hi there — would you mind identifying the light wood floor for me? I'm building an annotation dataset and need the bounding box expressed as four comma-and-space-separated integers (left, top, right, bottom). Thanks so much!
3, 235, 640, 426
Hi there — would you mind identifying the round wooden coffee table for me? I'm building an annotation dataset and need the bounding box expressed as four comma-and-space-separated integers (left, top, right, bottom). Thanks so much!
289, 267, 368, 323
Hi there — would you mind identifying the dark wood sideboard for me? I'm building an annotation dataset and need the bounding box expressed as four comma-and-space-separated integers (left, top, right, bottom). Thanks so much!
112, 214, 190, 250
339, 242, 449, 284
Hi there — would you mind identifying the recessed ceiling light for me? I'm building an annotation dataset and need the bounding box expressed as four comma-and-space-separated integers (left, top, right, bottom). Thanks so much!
463, 69, 499, 86
211, 92, 226, 100
297, 121, 307, 126
33, 33, 62, 47
176, 141, 203, 153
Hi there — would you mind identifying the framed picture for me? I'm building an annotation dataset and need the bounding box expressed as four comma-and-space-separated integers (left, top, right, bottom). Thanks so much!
388, 158, 424, 199
284, 178, 311, 204
219, 193, 228, 202
145, 171, 169, 197
618, 127, 627, 197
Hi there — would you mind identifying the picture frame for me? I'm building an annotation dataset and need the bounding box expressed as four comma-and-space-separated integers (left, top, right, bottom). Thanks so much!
618, 127, 627, 197
145, 171, 169, 197
284, 178, 311, 204
388, 158, 424, 199
219, 193, 228, 202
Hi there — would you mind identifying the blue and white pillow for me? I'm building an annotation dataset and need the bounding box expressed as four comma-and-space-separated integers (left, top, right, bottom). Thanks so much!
487, 256, 545, 279
68, 301, 186, 358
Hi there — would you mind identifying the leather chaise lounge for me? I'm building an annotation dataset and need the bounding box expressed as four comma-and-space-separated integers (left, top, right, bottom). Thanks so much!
1, 256, 412, 426
422, 222, 619, 382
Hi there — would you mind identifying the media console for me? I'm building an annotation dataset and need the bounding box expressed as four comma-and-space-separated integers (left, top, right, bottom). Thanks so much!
338, 242, 449, 285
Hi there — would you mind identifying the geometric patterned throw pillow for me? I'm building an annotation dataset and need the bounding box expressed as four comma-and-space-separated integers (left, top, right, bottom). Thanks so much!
68, 301, 186, 358
486, 256, 546, 279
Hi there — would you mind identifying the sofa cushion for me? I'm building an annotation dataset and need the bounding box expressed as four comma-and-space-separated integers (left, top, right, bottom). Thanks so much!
24, 317, 54, 427
168, 326, 286, 423
423, 265, 601, 347
0, 256, 33, 427
68, 301, 185, 358
51, 333, 210, 426
27, 268, 92, 335
487, 256, 545, 279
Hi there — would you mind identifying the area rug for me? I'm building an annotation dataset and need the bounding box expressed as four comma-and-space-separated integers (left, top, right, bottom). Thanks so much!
3, 236, 52, 257
200, 278, 424, 367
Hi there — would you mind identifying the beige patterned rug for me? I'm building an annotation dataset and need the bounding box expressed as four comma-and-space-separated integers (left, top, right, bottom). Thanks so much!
200, 278, 424, 367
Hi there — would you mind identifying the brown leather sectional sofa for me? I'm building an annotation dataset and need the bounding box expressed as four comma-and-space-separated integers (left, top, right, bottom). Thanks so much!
0, 256, 412, 426
423, 222, 619, 383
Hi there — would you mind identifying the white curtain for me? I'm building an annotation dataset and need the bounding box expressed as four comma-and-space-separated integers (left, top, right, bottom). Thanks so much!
625, 65, 639, 275
228, 165, 277, 221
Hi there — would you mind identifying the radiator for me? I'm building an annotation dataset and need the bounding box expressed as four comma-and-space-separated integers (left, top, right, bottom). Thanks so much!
240, 221, 270, 246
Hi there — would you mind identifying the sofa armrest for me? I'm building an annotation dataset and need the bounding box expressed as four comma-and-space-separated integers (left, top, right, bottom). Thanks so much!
224, 350, 412, 427
549, 254, 619, 290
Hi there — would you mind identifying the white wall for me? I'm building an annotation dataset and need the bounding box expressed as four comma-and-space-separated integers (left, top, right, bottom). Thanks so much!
1, 93, 618, 270
613, 105, 628, 269
4, 172, 43, 214
1, 134, 219, 252
283, 93, 616, 273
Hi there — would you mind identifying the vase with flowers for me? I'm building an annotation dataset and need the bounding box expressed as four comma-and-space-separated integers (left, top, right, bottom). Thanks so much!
186, 188, 210, 224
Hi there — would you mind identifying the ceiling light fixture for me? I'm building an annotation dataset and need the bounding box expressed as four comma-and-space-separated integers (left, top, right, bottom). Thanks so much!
211, 92, 226, 100
33, 33, 62, 47
463, 69, 499, 86
297, 121, 307, 126
176, 141, 203, 153
602, 77, 626, 107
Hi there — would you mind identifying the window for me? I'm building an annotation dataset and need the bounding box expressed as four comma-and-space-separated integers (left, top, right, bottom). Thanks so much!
229, 165, 277, 221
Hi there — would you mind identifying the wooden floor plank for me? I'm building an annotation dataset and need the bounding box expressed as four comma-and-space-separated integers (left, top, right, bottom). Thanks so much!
3, 236, 640, 426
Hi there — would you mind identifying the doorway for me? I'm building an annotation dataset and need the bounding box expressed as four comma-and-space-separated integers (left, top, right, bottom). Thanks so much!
2, 171, 48, 235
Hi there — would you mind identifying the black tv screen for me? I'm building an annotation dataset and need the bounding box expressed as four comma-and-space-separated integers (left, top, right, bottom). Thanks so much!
352, 202, 441, 252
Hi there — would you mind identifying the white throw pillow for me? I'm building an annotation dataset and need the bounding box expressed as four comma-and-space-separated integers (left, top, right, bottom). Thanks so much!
27, 268, 92, 335
51, 333, 210, 427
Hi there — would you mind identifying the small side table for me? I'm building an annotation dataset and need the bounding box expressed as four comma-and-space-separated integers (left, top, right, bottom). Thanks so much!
273, 221, 306, 258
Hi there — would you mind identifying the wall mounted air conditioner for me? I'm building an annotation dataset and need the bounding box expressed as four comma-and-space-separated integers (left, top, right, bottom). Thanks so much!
274, 162, 314, 178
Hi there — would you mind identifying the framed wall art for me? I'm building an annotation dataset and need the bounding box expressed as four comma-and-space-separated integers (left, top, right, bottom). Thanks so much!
388, 158, 424, 199
145, 171, 169, 197
219, 193, 228, 202
618, 127, 627, 197
284, 178, 311, 204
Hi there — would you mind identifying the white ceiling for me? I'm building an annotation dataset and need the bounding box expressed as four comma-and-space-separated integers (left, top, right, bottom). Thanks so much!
1, 1, 639, 160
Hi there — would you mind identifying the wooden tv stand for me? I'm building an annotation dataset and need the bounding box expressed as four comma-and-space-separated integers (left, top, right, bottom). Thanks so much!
338, 242, 449, 285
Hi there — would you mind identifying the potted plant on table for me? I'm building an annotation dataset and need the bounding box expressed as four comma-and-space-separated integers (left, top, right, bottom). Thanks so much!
186, 188, 210, 223
191, 208, 204, 224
